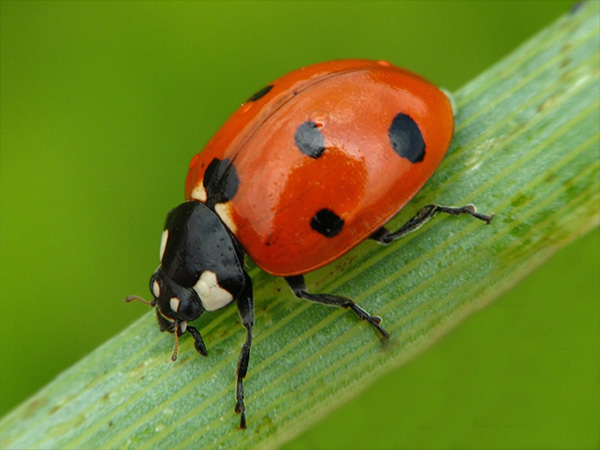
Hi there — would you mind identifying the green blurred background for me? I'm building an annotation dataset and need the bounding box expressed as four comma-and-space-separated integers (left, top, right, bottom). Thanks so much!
1, 1, 597, 448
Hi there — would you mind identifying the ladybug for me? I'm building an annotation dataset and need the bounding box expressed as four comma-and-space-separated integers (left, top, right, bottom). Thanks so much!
126, 59, 493, 428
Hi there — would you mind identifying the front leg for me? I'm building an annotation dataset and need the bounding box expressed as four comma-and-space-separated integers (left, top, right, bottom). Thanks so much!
186, 326, 208, 356
234, 273, 254, 429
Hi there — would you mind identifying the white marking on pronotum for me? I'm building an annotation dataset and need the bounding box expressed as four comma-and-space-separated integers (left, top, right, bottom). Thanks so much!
215, 202, 237, 234
193, 270, 234, 311
170, 297, 180, 312
159, 229, 169, 262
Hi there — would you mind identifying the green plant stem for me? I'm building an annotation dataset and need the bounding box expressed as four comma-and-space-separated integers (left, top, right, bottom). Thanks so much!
1, 3, 598, 449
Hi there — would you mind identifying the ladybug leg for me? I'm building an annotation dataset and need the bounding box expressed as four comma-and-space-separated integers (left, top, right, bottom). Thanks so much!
285, 275, 390, 339
371, 204, 493, 244
234, 273, 254, 429
186, 326, 208, 356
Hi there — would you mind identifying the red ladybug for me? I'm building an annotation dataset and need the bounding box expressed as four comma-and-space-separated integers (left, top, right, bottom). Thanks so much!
127, 59, 492, 428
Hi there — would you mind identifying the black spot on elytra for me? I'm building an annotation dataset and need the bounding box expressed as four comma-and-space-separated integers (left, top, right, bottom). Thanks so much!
295, 121, 326, 158
246, 85, 273, 102
311, 209, 344, 238
203, 158, 239, 207
388, 113, 425, 163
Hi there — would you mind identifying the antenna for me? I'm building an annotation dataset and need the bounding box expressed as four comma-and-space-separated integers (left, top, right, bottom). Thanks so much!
124, 295, 153, 306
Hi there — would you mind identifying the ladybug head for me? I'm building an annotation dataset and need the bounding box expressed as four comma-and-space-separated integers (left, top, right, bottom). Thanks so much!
127, 201, 247, 357
148, 265, 204, 333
